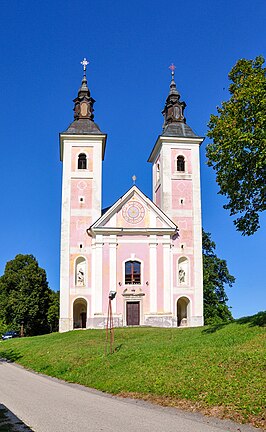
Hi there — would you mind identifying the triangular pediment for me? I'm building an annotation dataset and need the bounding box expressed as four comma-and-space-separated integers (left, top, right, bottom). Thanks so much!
88, 186, 177, 236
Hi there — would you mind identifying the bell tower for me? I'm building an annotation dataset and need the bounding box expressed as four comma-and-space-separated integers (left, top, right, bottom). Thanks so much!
59, 59, 107, 332
148, 64, 204, 326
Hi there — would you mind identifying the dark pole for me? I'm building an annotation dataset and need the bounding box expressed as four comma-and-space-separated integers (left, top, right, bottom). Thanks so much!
105, 291, 116, 355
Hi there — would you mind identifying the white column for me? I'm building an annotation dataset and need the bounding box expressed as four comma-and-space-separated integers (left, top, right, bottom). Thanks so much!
149, 237, 157, 313
109, 237, 117, 313
92, 142, 102, 223
94, 235, 103, 313
192, 145, 204, 325
59, 140, 71, 332
161, 144, 172, 217
163, 237, 172, 313
91, 241, 96, 315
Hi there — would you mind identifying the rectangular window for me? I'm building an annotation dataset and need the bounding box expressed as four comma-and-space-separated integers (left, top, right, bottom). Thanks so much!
125, 261, 141, 284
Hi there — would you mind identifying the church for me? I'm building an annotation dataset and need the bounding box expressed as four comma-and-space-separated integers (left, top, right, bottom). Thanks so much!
59, 60, 204, 332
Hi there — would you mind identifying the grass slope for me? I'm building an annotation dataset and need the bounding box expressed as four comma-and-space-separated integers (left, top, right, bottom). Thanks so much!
0, 317, 265, 428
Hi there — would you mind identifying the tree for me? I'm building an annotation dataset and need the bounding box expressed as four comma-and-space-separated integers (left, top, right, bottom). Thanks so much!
0, 254, 52, 336
206, 56, 266, 235
47, 290, 60, 333
202, 230, 235, 324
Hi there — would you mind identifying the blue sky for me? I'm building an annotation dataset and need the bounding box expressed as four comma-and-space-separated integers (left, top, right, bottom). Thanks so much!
0, 0, 265, 318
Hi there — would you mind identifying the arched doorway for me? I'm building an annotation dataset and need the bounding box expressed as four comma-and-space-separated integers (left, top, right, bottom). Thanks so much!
73, 298, 87, 329
177, 297, 190, 327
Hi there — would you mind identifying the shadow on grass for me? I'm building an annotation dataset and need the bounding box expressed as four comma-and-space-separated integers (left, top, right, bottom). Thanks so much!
0, 349, 22, 363
236, 311, 266, 327
202, 323, 230, 334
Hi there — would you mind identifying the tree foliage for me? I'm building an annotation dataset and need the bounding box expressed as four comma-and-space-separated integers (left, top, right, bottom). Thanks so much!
0, 254, 59, 336
206, 56, 266, 235
202, 230, 235, 324
47, 290, 60, 333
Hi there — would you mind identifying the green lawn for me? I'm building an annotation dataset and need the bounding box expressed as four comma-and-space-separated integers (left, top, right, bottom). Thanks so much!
0, 316, 265, 429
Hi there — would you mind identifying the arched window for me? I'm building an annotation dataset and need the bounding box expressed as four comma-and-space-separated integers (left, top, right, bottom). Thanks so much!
75, 257, 86, 286
78, 153, 87, 170
177, 155, 185, 172
178, 257, 189, 285
125, 260, 141, 284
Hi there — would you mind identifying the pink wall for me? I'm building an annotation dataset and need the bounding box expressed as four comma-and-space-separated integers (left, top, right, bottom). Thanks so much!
171, 149, 192, 174
71, 147, 93, 172
71, 179, 92, 210
172, 180, 193, 210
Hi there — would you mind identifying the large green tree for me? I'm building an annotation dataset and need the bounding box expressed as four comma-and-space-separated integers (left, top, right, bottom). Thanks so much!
206, 56, 266, 235
0, 254, 56, 336
202, 230, 235, 324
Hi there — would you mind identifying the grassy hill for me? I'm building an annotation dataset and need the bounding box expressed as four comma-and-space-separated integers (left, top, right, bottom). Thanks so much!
0, 314, 265, 429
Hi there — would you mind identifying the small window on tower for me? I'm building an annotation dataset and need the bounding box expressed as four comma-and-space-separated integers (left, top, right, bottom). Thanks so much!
177, 155, 185, 172
78, 153, 87, 170
156, 163, 160, 182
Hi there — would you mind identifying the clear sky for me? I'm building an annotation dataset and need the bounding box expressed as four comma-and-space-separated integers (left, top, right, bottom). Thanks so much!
0, 0, 265, 318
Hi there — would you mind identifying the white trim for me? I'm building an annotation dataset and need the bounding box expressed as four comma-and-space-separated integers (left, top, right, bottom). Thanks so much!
76, 151, 89, 171
74, 255, 87, 287
163, 239, 172, 312
148, 135, 204, 163
191, 145, 204, 320
109, 238, 117, 313
177, 255, 190, 287
175, 153, 187, 174
94, 236, 103, 313
149, 237, 157, 313
59, 140, 71, 330
124, 298, 143, 326
89, 185, 177, 232
72, 296, 89, 328
122, 257, 144, 287
91, 242, 96, 315
91, 227, 176, 236
71, 172, 93, 179
176, 295, 192, 326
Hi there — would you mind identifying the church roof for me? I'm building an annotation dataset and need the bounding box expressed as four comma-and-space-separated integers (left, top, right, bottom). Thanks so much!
161, 122, 198, 138
63, 118, 104, 135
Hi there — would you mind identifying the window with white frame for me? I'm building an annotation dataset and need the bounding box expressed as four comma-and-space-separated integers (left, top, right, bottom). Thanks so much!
125, 260, 141, 284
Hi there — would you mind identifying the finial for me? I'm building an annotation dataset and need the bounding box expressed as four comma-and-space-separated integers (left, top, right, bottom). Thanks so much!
132, 174, 137, 185
169, 63, 176, 79
81, 57, 89, 75
168, 63, 179, 96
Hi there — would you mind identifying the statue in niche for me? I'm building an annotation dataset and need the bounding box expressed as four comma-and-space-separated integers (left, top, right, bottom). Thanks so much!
77, 268, 85, 286
179, 268, 186, 284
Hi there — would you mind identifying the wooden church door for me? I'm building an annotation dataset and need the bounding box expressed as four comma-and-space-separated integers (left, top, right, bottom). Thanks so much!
126, 302, 140, 325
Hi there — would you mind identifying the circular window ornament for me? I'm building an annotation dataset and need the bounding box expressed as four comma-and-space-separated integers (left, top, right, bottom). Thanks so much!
122, 201, 145, 224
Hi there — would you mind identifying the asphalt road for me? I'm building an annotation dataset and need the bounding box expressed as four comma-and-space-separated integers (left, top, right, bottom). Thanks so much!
0, 359, 261, 432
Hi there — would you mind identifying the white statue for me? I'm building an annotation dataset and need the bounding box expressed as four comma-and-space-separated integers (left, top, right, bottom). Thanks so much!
179, 268, 185, 284
77, 268, 85, 286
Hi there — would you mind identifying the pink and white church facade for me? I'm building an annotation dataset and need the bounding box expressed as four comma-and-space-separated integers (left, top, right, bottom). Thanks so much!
59, 61, 204, 332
